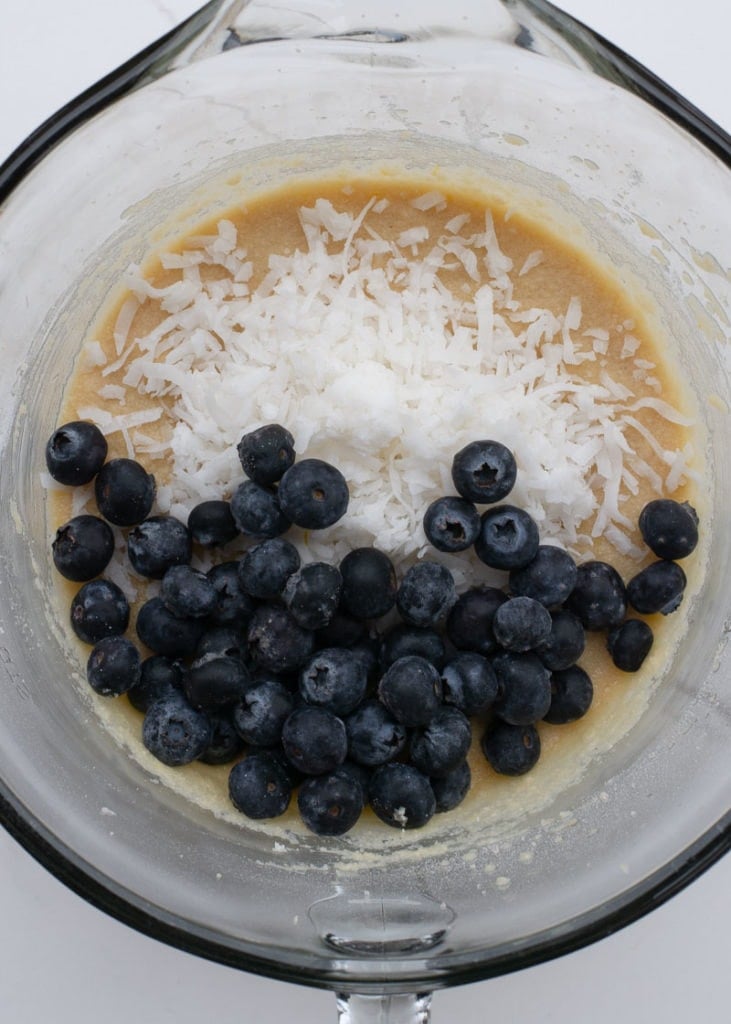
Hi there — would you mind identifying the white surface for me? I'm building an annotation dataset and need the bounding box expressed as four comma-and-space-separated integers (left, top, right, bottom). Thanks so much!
1, 1, 729, 1021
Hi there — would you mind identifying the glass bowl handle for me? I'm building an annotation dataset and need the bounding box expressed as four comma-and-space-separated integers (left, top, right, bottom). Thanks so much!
336, 993, 433, 1023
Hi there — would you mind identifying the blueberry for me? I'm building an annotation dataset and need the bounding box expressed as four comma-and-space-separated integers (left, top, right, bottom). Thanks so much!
161, 565, 218, 618
340, 547, 397, 620
566, 561, 627, 630
282, 562, 343, 631
492, 651, 552, 725
86, 636, 141, 697
626, 560, 686, 615
377, 656, 443, 727
337, 759, 373, 795
264, 745, 305, 789
237, 424, 296, 486
70, 579, 130, 644
52, 514, 115, 582
195, 626, 247, 663
239, 538, 301, 600
396, 561, 456, 628
445, 586, 507, 656
345, 699, 407, 767
142, 696, 212, 767
206, 562, 257, 626
230, 480, 290, 538
440, 652, 498, 714
188, 500, 239, 547
277, 458, 349, 530
199, 714, 245, 765
297, 768, 365, 836
247, 604, 316, 674
369, 763, 436, 829
348, 636, 380, 679
299, 647, 368, 716
94, 458, 155, 526
493, 596, 552, 653
232, 679, 294, 747
229, 751, 292, 818
535, 610, 586, 672
410, 706, 472, 778
423, 496, 481, 552
127, 655, 185, 712
639, 499, 698, 560
451, 440, 517, 504
281, 706, 348, 775
431, 760, 471, 813
509, 545, 578, 608
185, 655, 252, 711
135, 596, 206, 658
544, 665, 594, 724
127, 516, 191, 579
481, 722, 541, 776
474, 505, 539, 570
45, 421, 107, 486
315, 610, 367, 649
607, 619, 654, 672
379, 624, 446, 671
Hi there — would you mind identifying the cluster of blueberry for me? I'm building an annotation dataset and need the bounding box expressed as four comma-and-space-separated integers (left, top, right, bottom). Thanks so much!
46, 422, 698, 837
426, 440, 697, 649
419, 440, 697, 775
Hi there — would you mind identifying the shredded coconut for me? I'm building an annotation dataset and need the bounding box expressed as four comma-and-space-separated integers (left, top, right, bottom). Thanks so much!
81, 340, 107, 368
410, 191, 447, 212
108, 200, 689, 567
519, 249, 544, 276
620, 334, 641, 358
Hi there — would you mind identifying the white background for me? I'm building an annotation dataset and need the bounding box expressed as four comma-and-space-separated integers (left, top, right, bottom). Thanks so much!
1, 2, 729, 1021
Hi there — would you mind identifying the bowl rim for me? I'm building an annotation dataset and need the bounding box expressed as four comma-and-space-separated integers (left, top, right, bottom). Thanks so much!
2, 779, 730, 990
1, 0, 730, 993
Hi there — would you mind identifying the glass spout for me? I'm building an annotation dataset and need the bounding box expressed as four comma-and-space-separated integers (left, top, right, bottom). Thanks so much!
166, 0, 730, 161
164, 0, 633, 74
172, 0, 520, 53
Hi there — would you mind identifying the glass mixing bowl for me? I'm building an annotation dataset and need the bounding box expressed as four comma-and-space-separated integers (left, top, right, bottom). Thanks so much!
1, 1, 729, 1020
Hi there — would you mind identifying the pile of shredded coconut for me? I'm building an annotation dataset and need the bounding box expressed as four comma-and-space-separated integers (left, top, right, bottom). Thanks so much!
78, 193, 693, 575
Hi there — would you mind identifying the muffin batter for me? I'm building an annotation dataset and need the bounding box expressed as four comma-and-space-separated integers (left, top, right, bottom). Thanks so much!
48, 165, 702, 844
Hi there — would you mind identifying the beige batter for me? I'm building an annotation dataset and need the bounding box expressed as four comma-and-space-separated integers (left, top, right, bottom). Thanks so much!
49, 167, 703, 847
